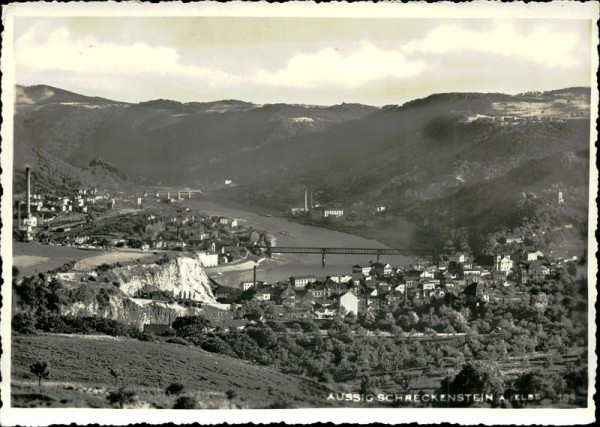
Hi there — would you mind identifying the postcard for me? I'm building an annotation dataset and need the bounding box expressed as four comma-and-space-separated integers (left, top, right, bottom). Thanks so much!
1, 1, 597, 425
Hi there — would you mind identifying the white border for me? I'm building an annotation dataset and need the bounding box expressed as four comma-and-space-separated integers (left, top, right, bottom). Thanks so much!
1, 1, 598, 425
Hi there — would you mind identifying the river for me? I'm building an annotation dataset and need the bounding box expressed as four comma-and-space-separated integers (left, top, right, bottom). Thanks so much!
179, 199, 413, 288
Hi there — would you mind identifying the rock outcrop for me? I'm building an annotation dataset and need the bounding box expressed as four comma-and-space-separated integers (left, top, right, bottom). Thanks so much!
58, 253, 226, 329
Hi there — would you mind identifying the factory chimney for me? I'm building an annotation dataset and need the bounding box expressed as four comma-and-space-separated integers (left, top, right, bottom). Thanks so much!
253, 264, 257, 288
26, 166, 31, 217
304, 187, 308, 211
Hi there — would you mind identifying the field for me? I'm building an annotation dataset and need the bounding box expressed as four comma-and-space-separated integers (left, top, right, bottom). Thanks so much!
12, 242, 162, 278
73, 250, 155, 270
13, 242, 102, 277
11, 333, 339, 409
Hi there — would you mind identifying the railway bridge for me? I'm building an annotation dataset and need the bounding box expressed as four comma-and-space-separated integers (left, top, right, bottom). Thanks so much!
253, 246, 418, 266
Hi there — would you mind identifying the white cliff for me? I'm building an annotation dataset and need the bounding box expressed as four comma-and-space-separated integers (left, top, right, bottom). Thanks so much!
57, 254, 226, 329
105, 254, 216, 302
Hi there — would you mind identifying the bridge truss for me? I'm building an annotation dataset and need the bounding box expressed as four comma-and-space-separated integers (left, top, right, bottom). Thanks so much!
254, 246, 408, 266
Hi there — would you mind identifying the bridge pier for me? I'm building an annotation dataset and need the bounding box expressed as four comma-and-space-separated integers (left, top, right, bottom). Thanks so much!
377, 249, 382, 263
321, 250, 326, 267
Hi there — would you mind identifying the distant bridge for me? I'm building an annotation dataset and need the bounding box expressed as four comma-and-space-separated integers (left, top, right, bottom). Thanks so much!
140, 188, 203, 200
253, 246, 419, 266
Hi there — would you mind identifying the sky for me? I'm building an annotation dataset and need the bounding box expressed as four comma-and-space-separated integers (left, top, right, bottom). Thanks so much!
13, 16, 594, 106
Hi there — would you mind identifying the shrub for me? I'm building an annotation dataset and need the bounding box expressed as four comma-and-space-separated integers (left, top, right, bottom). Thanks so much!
12, 312, 36, 334
96, 263, 113, 273
173, 396, 197, 409
200, 337, 232, 355
55, 260, 76, 273
107, 388, 136, 409
165, 382, 185, 396
136, 332, 156, 342
166, 337, 190, 346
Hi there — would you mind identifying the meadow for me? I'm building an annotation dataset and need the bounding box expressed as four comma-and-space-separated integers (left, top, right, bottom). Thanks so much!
12, 333, 339, 409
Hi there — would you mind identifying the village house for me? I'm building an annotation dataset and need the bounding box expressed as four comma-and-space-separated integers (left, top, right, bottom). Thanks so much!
371, 262, 393, 278
239, 281, 255, 291
393, 283, 406, 294
328, 274, 352, 284
352, 263, 373, 276
420, 268, 436, 279
350, 272, 364, 287
197, 251, 218, 267
309, 206, 344, 221
307, 283, 326, 299
463, 268, 483, 283
253, 286, 272, 301
291, 275, 317, 289
494, 255, 513, 273
339, 291, 359, 315
526, 250, 544, 261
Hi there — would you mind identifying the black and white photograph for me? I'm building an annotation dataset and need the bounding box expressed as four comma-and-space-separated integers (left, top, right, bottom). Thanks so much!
1, 2, 597, 425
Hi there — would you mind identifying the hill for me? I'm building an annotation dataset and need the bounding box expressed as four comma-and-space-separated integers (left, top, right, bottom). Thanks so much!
14, 84, 377, 190
12, 333, 338, 409
233, 87, 591, 255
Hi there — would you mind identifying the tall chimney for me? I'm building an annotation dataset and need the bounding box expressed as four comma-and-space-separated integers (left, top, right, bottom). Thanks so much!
253, 265, 257, 287
310, 188, 313, 210
26, 167, 31, 217
304, 187, 308, 211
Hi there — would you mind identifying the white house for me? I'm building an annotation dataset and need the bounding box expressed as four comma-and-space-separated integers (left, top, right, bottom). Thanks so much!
239, 281, 255, 291
494, 255, 513, 273
339, 292, 359, 315
328, 274, 352, 284
291, 275, 317, 289
197, 252, 219, 267
526, 251, 544, 261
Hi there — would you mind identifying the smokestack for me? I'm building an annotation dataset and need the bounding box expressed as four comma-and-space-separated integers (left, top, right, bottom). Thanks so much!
304, 187, 308, 211
253, 265, 257, 287
26, 167, 31, 217
310, 188, 313, 210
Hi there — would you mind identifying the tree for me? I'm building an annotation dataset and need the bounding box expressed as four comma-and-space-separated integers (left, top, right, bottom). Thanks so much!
165, 382, 185, 396
440, 361, 505, 407
29, 361, 50, 389
172, 315, 211, 340
173, 396, 197, 409
107, 388, 136, 409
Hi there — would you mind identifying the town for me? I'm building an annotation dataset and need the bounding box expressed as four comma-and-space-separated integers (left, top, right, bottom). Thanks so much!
13, 166, 581, 334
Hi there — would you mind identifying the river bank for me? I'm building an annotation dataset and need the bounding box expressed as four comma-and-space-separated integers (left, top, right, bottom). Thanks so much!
177, 198, 415, 288
201, 191, 420, 255
205, 256, 267, 274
